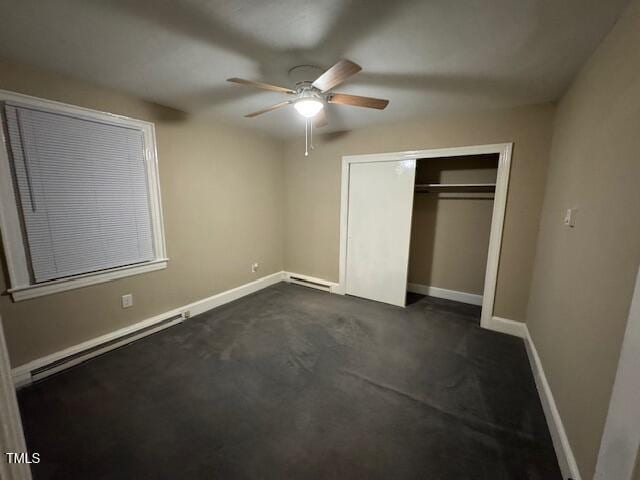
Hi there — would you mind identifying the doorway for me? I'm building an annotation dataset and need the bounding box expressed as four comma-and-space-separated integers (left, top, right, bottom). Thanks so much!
408, 154, 499, 306
337, 143, 513, 328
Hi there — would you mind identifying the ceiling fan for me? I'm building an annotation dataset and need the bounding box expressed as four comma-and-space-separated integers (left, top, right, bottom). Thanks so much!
226, 59, 389, 132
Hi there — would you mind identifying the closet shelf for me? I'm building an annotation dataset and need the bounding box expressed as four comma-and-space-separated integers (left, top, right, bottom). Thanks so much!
414, 183, 496, 193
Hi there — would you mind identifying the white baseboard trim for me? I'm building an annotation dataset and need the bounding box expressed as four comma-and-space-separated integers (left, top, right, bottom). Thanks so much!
484, 316, 580, 479
184, 271, 286, 317
484, 316, 528, 338
12, 271, 286, 388
524, 325, 581, 480
407, 283, 483, 306
284, 272, 339, 293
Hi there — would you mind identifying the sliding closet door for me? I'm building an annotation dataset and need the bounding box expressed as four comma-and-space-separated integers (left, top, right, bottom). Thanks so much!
346, 160, 416, 306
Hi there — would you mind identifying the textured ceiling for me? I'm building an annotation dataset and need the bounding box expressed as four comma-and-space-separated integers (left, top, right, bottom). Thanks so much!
0, 0, 629, 137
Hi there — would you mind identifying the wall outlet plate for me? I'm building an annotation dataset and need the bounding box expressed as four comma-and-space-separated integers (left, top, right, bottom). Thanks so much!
252, 262, 259, 273
121, 294, 133, 308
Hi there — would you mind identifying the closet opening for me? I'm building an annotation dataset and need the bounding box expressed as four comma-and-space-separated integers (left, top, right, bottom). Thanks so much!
339, 143, 512, 326
407, 154, 499, 308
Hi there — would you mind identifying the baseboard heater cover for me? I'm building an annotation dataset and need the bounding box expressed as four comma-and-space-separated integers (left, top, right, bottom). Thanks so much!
288, 275, 332, 292
29, 313, 184, 384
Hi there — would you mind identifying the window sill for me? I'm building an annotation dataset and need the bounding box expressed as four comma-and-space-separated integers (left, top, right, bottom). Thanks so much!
7, 259, 169, 301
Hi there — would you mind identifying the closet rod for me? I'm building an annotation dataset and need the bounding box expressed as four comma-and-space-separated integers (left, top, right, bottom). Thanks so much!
414, 183, 496, 193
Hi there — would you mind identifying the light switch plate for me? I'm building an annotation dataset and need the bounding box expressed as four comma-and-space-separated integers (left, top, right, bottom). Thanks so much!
564, 208, 576, 227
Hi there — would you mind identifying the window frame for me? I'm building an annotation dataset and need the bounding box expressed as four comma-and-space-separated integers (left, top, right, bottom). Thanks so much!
0, 90, 168, 301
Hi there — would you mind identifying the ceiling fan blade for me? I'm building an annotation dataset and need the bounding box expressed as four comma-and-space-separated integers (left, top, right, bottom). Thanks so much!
227, 78, 295, 95
244, 101, 292, 118
328, 93, 389, 110
312, 59, 362, 92
314, 108, 328, 128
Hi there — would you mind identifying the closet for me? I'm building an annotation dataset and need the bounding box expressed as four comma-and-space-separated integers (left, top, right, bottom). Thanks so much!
407, 154, 498, 305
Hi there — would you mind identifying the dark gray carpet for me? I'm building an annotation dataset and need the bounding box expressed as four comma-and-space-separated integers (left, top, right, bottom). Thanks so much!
18, 283, 562, 479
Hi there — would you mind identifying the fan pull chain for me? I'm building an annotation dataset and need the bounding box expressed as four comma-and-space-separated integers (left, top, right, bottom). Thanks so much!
304, 119, 309, 156
310, 120, 314, 151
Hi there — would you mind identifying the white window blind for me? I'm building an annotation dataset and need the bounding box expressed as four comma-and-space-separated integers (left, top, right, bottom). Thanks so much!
4, 102, 155, 283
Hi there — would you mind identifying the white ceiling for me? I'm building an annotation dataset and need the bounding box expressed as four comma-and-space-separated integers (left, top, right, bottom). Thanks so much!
0, 0, 629, 137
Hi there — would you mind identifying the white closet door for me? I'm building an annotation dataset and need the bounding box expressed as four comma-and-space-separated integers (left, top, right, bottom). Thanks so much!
346, 160, 416, 306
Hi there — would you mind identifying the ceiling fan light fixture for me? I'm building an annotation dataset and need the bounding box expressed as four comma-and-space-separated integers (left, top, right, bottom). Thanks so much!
294, 98, 324, 118
228, 60, 388, 156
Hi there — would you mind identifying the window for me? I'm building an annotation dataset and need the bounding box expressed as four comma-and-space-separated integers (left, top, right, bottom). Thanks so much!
0, 91, 167, 301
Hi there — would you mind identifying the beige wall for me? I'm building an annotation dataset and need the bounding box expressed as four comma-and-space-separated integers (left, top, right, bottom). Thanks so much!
0, 59, 285, 367
525, 1, 640, 478
283, 104, 555, 321
409, 156, 497, 295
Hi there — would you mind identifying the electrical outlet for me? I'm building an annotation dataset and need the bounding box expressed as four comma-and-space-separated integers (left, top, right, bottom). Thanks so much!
183, 310, 191, 319
252, 262, 259, 273
121, 294, 133, 308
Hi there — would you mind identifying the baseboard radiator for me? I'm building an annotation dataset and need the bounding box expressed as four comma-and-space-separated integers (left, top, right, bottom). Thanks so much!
29, 313, 184, 384
287, 275, 333, 292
